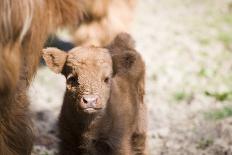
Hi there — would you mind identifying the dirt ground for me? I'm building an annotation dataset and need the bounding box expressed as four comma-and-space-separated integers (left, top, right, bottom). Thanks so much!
30, 0, 232, 154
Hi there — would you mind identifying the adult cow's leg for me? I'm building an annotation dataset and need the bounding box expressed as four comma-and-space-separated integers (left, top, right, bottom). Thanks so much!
0, 79, 34, 155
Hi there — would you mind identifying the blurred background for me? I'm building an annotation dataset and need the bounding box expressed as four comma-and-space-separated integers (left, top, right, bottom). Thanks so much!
30, 0, 232, 154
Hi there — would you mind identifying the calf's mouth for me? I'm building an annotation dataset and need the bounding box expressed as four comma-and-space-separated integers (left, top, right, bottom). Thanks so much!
83, 107, 102, 114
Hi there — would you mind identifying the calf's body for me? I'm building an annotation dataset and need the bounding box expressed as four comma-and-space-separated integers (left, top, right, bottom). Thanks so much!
43, 33, 147, 155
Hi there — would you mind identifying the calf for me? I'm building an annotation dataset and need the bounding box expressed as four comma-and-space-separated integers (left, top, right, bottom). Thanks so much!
43, 33, 147, 155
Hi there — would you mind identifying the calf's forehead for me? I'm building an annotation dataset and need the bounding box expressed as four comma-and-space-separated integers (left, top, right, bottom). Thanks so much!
66, 47, 112, 72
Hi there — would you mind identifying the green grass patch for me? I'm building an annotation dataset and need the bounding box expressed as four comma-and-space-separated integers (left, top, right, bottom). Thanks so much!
204, 106, 232, 120
198, 68, 209, 77
216, 14, 232, 48
196, 138, 214, 150
222, 14, 232, 25
217, 32, 232, 47
204, 91, 232, 101
198, 37, 211, 46
173, 91, 191, 102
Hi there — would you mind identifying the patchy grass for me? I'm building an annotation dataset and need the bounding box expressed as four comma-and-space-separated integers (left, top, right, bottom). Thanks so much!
221, 14, 232, 25
173, 91, 191, 102
198, 37, 211, 46
217, 32, 232, 48
196, 138, 214, 150
213, 14, 232, 49
198, 67, 215, 78
204, 106, 232, 120
204, 91, 232, 101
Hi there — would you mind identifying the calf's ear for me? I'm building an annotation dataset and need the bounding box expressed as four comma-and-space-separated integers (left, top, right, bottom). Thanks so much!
42, 47, 67, 73
112, 51, 136, 75
107, 32, 137, 75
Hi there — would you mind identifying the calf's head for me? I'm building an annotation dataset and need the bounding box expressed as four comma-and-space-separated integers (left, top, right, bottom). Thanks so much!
42, 33, 139, 114
42, 47, 113, 114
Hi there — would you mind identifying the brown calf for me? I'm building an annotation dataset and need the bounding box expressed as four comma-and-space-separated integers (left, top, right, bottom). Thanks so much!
43, 33, 147, 155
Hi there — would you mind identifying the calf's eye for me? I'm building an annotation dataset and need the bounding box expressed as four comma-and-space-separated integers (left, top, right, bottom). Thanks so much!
67, 75, 78, 85
104, 77, 110, 84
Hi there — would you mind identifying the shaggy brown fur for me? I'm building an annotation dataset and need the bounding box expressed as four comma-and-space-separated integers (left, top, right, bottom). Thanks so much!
72, 0, 136, 46
43, 33, 147, 155
0, 0, 135, 154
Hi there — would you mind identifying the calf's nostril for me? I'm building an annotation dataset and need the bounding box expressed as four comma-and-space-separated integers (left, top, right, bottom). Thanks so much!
83, 98, 88, 104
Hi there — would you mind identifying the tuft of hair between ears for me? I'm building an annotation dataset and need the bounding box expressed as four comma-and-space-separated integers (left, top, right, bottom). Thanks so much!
107, 32, 135, 50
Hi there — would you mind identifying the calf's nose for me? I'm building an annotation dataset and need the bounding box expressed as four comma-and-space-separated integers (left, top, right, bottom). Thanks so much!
80, 95, 99, 108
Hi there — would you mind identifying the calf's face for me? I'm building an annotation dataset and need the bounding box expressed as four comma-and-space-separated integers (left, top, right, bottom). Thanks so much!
42, 33, 139, 115
42, 47, 113, 114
